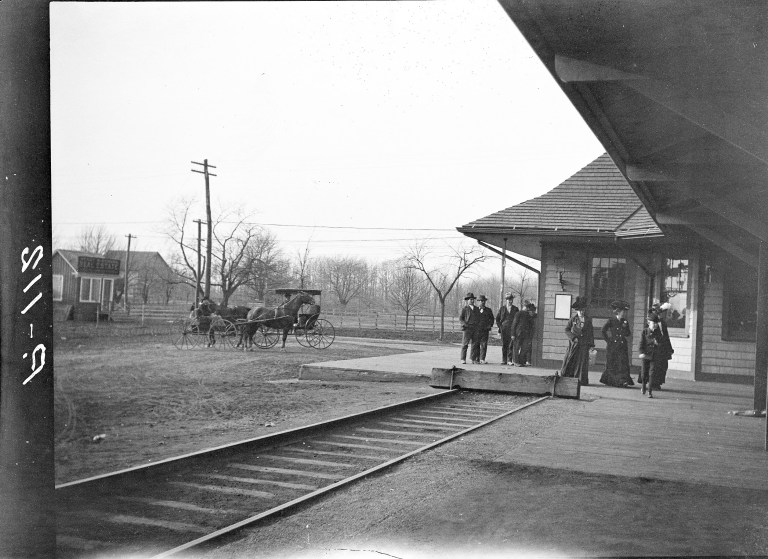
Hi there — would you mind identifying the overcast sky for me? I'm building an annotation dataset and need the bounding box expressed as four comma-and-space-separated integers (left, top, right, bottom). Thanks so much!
50, 0, 604, 272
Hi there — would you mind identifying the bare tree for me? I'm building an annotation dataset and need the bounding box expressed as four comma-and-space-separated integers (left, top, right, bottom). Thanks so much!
166, 199, 207, 300
244, 230, 292, 304
509, 267, 538, 305
406, 242, 487, 340
78, 225, 117, 255
294, 241, 313, 289
211, 211, 262, 307
316, 256, 368, 311
387, 261, 428, 329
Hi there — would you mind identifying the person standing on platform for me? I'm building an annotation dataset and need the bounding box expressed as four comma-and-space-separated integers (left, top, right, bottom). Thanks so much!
638, 310, 665, 398
496, 294, 519, 365
638, 301, 674, 389
559, 296, 595, 385
510, 302, 536, 366
475, 295, 495, 364
599, 299, 634, 387
459, 292, 481, 364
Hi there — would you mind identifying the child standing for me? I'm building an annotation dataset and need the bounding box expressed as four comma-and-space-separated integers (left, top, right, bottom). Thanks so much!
638, 311, 664, 398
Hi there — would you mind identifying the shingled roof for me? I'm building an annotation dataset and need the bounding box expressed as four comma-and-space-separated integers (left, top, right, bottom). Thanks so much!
457, 153, 662, 238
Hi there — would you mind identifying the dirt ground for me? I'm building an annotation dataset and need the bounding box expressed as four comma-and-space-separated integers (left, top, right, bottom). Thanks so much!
54, 334, 440, 483
54, 331, 768, 557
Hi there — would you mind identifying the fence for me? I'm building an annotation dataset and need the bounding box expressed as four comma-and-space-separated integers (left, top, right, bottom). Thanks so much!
99, 304, 464, 333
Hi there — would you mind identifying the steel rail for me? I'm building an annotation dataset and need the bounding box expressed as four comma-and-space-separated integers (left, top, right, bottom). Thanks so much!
149, 395, 550, 558
55, 390, 459, 492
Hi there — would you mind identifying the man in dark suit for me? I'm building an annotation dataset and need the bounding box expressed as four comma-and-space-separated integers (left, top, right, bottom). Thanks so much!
475, 295, 496, 364
459, 292, 480, 364
496, 293, 519, 365
510, 302, 536, 366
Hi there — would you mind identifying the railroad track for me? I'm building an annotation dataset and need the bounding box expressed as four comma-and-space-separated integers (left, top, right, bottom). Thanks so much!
56, 390, 548, 558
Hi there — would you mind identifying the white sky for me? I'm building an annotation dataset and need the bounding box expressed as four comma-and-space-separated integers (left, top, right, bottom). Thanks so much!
50, 0, 604, 272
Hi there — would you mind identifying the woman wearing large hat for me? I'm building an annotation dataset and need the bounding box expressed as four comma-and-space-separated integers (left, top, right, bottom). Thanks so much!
559, 296, 595, 385
599, 299, 635, 387
638, 301, 674, 389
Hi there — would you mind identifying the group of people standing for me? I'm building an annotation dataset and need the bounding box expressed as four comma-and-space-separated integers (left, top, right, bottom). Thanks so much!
459, 292, 537, 366
559, 296, 674, 396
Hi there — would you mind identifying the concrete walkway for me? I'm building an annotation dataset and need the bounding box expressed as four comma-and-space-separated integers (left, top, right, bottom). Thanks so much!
302, 342, 768, 490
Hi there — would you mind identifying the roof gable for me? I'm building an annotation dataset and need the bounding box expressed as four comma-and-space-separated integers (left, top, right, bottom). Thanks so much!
54, 249, 109, 273
458, 154, 662, 237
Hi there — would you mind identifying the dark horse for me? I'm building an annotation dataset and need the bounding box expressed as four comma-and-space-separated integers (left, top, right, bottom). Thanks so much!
243, 291, 315, 349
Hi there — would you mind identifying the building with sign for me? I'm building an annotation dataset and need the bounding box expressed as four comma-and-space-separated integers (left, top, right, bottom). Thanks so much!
52, 249, 121, 321
458, 154, 757, 385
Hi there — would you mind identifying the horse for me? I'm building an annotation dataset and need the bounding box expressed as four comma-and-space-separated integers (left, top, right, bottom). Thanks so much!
242, 291, 316, 349
213, 305, 252, 348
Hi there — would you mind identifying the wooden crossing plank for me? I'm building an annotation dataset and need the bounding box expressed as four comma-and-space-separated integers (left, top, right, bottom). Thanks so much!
358, 427, 438, 438
379, 420, 456, 431
170, 481, 274, 499
229, 463, 345, 480
82, 511, 210, 534
310, 440, 400, 452
203, 473, 317, 491
331, 435, 425, 446
116, 496, 246, 515
256, 454, 357, 468
401, 413, 476, 424
284, 447, 389, 461
430, 367, 579, 398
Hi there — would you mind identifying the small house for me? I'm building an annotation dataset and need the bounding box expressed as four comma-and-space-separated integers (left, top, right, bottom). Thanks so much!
52, 250, 121, 321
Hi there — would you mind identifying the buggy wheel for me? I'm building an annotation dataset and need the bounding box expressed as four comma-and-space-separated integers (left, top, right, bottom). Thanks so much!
253, 325, 280, 349
295, 327, 312, 347
306, 319, 335, 349
212, 319, 238, 349
172, 319, 198, 349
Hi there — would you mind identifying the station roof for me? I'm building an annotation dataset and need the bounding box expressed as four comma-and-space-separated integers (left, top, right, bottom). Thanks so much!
457, 154, 663, 260
497, 0, 768, 266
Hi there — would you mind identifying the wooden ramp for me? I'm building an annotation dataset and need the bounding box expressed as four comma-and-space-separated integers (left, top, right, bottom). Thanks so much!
430, 367, 580, 399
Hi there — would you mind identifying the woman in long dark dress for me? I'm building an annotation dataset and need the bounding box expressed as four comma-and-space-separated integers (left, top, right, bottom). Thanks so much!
559, 296, 594, 385
637, 301, 674, 389
599, 299, 634, 387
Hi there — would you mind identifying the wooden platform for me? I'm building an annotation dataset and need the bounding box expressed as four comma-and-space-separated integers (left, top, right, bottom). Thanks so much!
511, 380, 768, 490
429, 367, 580, 399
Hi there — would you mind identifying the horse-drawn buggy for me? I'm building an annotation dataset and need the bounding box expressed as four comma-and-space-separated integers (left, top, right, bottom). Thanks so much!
171, 289, 335, 350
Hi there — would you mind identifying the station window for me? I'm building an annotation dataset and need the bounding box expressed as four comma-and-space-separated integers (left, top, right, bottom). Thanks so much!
79, 277, 101, 303
53, 274, 63, 302
662, 258, 688, 329
589, 257, 627, 311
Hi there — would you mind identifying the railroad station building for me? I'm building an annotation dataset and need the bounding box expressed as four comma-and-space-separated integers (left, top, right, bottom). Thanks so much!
458, 153, 757, 385
459, 1, 768, 420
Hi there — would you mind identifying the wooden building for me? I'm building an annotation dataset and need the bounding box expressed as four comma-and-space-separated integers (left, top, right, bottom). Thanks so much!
459, 154, 757, 385
52, 250, 121, 321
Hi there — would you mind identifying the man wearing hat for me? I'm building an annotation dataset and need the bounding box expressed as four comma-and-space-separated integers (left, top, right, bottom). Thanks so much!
638, 310, 666, 397
475, 295, 496, 364
459, 292, 481, 364
510, 301, 537, 366
496, 293, 520, 365
599, 299, 634, 387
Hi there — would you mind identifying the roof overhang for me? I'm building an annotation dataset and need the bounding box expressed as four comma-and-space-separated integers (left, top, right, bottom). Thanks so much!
498, 0, 768, 260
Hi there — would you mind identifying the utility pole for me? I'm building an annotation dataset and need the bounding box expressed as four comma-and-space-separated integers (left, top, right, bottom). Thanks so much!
191, 159, 216, 300
193, 219, 203, 308
124, 234, 135, 313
